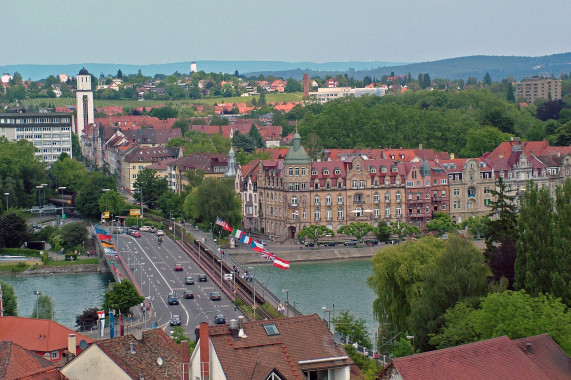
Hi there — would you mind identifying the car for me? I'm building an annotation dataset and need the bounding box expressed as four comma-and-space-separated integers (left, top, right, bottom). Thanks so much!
129, 225, 139, 230
149, 226, 157, 233
174, 264, 183, 271
304, 241, 315, 247
183, 290, 194, 299
31, 223, 42, 229
167, 293, 179, 305
323, 241, 338, 247
139, 225, 150, 232
193, 226, 199, 231
185, 276, 194, 285
198, 274, 207, 282
170, 314, 181, 326
127, 228, 137, 235
344, 240, 358, 246
210, 291, 221, 301
132, 231, 141, 238
363, 239, 379, 246
156, 230, 164, 236
214, 314, 226, 324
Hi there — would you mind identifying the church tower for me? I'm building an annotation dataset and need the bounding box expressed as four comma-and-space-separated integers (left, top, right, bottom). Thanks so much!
75, 67, 94, 137
225, 146, 237, 178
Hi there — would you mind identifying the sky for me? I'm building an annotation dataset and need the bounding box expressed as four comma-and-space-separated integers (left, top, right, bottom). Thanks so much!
2, 0, 570, 66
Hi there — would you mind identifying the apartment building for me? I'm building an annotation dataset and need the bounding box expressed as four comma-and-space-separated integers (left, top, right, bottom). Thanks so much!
515, 77, 561, 103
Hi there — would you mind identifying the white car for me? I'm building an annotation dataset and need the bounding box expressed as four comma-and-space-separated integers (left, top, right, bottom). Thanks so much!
139, 225, 151, 232
157, 230, 164, 236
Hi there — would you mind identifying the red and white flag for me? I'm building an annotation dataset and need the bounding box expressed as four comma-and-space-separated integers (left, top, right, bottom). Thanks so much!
216, 218, 233, 232
272, 256, 290, 270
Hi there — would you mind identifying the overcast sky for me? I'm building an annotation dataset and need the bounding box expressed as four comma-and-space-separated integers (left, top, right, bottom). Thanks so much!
2, 0, 569, 66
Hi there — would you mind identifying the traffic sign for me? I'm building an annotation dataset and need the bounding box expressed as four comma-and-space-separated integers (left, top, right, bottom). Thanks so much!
224, 273, 233, 280
97, 310, 105, 319
102, 211, 110, 218
62, 214, 66, 219
130, 209, 141, 216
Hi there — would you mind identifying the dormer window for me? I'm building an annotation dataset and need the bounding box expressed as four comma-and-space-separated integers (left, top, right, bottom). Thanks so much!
370, 167, 376, 173
356, 164, 361, 171
312, 169, 318, 175
392, 166, 398, 173
381, 166, 388, 173
323, 168, 329, 175
334, 168, 341, 175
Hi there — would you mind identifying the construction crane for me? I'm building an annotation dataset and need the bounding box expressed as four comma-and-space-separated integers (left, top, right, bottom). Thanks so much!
387, 75, 408, 95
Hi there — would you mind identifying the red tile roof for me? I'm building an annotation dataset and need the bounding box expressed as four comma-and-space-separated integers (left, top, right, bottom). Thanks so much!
513, 334, 571, 380
0, 341, 61, 379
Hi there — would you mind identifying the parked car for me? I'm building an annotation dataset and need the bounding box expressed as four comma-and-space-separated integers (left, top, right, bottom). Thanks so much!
198, 274, 207, 282
304, 241, 315, 247
170, 314, 181, 326
127, 228, 137, 235
344, 240, 358, 246
167, 293, 179, 305
183, 290, 194, 299
214, 314, 226, 324
193, 226, 199, 231
363, 239, 379, 246
139, 225, 150, 232
174, 264, 183, 271
210, 291, 221, 301
31, 223, 42, 229
132, 231, 141, 238
156, 230, 164, 236
185, 276, 194, 285
323, 241, 338, 247
129, 225, 139, 230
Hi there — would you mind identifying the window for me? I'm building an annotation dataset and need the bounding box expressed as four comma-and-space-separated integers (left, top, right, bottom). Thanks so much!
288, 167, 293, 176
337, 195, 343, 204
395, 192, 401, 202
326, 181, 331, 190
314, 180, 319, 190
453, 188, 460, 196
374, 193, 380, 203
334, 168, 340, 175
291, 196, 298, 206
354, 207, 363, 217
374, 208, 379, 217
292, 211, 298, 219
337, 181, 343, 189
453, 201, 458, 209
288, 183, 294, 191
468, 187, 476, 197
295, 183, 300, 191
303, 209, 307, 219
358, 180, 364, 188
441, 190, 446, 197
441, 178, 447, 184
323, 168, 329, 175
442, 204, 446, 210
338, 209, 344, 219
263, 323, 280, 336
325, 195, 332, 205
352, 180, 358, 189
314, 195, 320, 205
396, 207, 401, 216
314, 209, 321, 220
381, 166, 388, 173
295, 167, 300, 175
467, 201, 474, 209
406, 181, 414, 187
484, 187, 490, 194
312, 169, 317, 175
371, 167, 377, 173
385, 207, 391, 217
326, 209, 332, 220
302, 167, 306, 175
356, 164, 361, 171
51, 351, 59, 360
385, 192, 390, 203
353, 194, 363, 203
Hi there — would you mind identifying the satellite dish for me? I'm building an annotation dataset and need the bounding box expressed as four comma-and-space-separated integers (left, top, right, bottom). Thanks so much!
333, 332, 342, 345
79, 340, 88, 350
157, 357, 163, 366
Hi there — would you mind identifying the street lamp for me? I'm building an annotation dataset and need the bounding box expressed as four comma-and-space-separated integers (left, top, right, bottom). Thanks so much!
33, 290, 41, 319
248, 266, 257, 319
3, 192, 8, 211
282, 289, 289, 317
41, 183, 47, 207
58, 187, 66, 224
322, 307, 332, 331
406, 335, 415, 353
102, 189, 110, 226
36, 185, 43, 221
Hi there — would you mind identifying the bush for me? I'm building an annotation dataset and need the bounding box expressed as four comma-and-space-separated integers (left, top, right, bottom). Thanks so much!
0, 248, 42, 257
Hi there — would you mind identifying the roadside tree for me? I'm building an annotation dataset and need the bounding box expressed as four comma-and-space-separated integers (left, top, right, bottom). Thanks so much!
60, 222, 88, 251
75, 172, 117, 219
389, 222, 421, 242
103, 281, 144, 315
298, 225, 334, 246
425, 212, 457, 237
31, 293, 54, 320
338, 222, 373, 244
332, 310, 371, 347
461, 215, 489, 239
0, 280, 18, 316
375, 221, 391, 243
98, 189, 126, 216
48, 156, 87, 193
76, 308, 99, 331
186, 178, 242, 230
133, 168, 169, 210
0, 212, 28, 248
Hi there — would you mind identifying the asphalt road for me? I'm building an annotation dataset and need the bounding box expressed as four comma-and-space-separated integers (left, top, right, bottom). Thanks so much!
117, 230, 244, 337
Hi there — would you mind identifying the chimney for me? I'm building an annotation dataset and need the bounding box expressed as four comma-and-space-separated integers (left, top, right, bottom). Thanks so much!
450, 153, 455, 159
68, 334, 77, 356
418, 143, 422, 150
229, 319, 239, 340
526, 342, 532, 354
199, 323, 210, 379
180, 340, 190, 380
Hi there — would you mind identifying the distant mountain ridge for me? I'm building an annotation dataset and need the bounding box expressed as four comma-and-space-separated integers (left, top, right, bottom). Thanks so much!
1, 54, 569, 82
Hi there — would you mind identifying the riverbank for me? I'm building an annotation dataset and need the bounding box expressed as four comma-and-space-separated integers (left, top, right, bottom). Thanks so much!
0, 262, 105, 276
230, 245, 380, 265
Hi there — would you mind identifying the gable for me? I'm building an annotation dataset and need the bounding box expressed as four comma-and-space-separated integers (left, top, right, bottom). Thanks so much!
61, 344, 131, 380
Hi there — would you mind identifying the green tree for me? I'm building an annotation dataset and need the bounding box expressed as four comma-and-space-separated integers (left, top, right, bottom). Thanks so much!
332, 310, 371, 347
60, 222, 89, 251
171, 326, 197, 355
459, 126, 512, 158
425, 212, 457, 237
507, 82, 515, 102
99, 189, 126, 216
133, 168, 169, 210
298, 225, 334, 245
0, 280, 18, 316
31, 293, 54, 320
408, 235, 490, 351
485, 176, 518, 287
368, 237, 446, 333
554, 121, 571, 146
338, 222, 373, 244
148, 106, 178, 119
284, 78, 302, 93
102, 280, 144, 315
461, 215, 489, 239
515, 180, 571, 306
375, 221, 391, 242
75, 172, 116, 219
0, 212, 28, 248
185, 178, 242, 230
247, 124, 265, 149
389, 222, 421, 242
430, 291, 571, 355
483, 73, 492, 86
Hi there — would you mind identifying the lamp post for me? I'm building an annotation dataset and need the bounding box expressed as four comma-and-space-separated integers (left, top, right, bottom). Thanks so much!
172, 217, 176, 238
406, 335, 415, 353
36, 185, 43, 220
3, 192, 8, 211
102, 189, 110, 225
33, 290, 41, 319
322, 306, 332, 331
58, 187, 66, 225
41, 183, 47, 206
282, 289, 289, 317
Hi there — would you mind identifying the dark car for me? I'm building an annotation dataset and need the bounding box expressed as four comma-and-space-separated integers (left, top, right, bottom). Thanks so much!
364, 239, 379, 246
198, 274, 207, 282
185, 276, 194, 285
183, 290, 194, 299
174, 264, 183, 271
214, 314, 226, 324
170, 314, 181, 326
304, 241, 315, 247
323, 241, 338, 247
167, 293, 179, 305
129, 225, 139, 230
210, 291, 221, 301
344, 240, 358, 246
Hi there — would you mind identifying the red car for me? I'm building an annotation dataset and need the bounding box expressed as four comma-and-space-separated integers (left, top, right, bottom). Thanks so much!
174, 264, 183, 271
132, 231, 141, 237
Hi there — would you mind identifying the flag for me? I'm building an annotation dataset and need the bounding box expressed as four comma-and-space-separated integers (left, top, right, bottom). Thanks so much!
240, 234, 251, 244
272, 256, 290, 270
216, 218, 233, 232
251, 240, 265, 252
101, 242, 115, 248
98, 233, 112, 241
94, 226, 106, 235
234, 229, 242, 239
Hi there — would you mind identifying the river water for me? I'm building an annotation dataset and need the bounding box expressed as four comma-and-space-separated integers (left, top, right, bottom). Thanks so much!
1, 273, 114, 329
252, 258, 378, 337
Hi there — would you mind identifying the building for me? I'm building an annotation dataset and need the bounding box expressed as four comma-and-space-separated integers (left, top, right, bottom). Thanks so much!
0, 340, 62, 379
0, 109, 74, 165
0, 317, 93, 363
121, 146, 179, 191
309, 86, 386, 104
75, 67, 94, 137
190, 314, 358, 380
378, 334, 571, 380
235, 160, 260, 231
165, 152, 228, 194
515, 77, 561, 103
61, 329, 185, 380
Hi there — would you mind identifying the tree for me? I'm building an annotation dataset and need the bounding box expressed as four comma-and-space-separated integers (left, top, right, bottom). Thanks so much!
506, 82, 515, 102
389, 222, 421, 242
484, 107, 515, 134
98, 189, 126, 216
185, 178, 242, 230
0, 212, 28, 248
483, 73, 492, 86
31, 293, 54, 320
233, 133, 255, 153
338, 222, 373, 244
368, 237, 446, 333
408, 235, 490, 351
133, 168, 169, 210
284, 78, 302, 93
459, 126, 512, 158
116, 69, 123, 79
461, 215, 489, 239
430, 291, 571, 355
75, 172, 116, 219
247, 124, 265, 149
375, 221, 391, 242
76, 308, 100, 331
425, 212, 457, 237
392, 337, 414, 358
332, 310, 371, 347
298, 225, 334, 245
515, 180, 571, 306
485, 176, 518, 287
0, 280, 17, 316
554, 121, 571, 146
148, 107, 178, 119
102, 280, 144, 315
60, 222, 89, 251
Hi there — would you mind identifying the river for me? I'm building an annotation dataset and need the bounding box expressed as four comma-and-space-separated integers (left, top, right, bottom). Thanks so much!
1, 272, 114, 329
251, 258, 378, 337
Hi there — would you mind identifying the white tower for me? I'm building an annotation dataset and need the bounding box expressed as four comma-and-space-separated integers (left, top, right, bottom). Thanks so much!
75, 67, 94, 137
190, 62, 197, 73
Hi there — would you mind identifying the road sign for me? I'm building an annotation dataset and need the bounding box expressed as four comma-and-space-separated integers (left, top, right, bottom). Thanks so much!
62, 213, 66, 219
102, 211, 110, 218
130, 209, 141, 216
224, 273, 233, 280
97, 310, 105, 319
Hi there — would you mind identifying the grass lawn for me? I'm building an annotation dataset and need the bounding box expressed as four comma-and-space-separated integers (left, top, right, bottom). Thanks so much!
45, 258, 99, 266
0, 262, 31, 272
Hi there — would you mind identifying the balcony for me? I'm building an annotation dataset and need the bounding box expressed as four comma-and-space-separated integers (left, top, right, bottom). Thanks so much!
353, 200, 365, 204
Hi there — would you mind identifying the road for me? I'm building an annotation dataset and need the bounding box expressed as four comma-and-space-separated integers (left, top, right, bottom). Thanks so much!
116, 229, 244, 337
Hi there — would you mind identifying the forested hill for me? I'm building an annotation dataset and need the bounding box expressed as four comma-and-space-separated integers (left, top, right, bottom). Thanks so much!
246, 53, 571, 81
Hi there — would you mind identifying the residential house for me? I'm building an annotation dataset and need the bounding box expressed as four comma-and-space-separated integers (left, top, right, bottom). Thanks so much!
235, 160, 260, 231
0, 317, 93, 364
189, 314, 358, 380
166, 152, 228, 193
121, 146, 179, 191
61, 329, 186, 380
378, 334, 571, 380
0, 340, 62, 379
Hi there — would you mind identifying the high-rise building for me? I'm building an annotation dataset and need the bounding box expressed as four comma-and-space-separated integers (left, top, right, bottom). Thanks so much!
75, 67, 94, 137
190, 62, 197, 73
515, 77, 561, 103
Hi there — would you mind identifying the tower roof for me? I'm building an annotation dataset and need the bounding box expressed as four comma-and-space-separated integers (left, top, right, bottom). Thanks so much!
78, 67, 89, 75
284, 132, 312, 165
